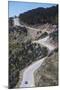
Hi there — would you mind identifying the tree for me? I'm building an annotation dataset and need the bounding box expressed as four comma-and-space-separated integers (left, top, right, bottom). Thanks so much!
9, 17, 14, 27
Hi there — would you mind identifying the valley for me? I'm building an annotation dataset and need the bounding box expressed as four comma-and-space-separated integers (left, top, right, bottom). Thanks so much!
9, 5, 58, 88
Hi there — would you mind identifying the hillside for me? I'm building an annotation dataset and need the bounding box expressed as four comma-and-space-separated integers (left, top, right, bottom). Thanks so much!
19, 5, 58, 25
9, 26, 48, 88
9, 4, 58, 88
34, 51, 58, 87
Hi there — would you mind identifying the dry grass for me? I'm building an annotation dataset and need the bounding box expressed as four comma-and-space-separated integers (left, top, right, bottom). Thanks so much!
34, 51, 58, 87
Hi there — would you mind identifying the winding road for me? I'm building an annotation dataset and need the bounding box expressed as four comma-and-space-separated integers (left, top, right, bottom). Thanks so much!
13, 19, 56, 88
20, 36, 55, 88
32, 36, 55, 53
20, 57, 47, 88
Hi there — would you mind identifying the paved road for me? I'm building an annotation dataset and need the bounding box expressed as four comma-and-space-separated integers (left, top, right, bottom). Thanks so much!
20, 36, 55, 88
20, 57, 47, 88
14, 19, 55, 88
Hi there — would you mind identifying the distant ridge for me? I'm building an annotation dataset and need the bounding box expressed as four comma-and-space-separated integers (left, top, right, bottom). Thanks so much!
19, 5, 58, 25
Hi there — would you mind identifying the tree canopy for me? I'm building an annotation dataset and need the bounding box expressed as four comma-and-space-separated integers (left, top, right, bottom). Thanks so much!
19, 5, 58, 25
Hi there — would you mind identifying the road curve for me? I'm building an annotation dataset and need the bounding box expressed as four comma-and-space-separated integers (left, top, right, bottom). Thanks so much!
20, 36, 55, 88
14, 19, 56, 88
20, 57, 47, 88
32, 36, 55, 52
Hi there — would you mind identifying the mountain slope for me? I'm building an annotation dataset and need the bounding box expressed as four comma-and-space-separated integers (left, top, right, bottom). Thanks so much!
19, 5, 58, 25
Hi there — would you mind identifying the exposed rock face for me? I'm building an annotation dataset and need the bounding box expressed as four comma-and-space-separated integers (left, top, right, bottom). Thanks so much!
34, 51, 58, 87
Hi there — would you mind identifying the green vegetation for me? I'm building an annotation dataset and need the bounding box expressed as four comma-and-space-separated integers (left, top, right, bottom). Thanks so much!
37, 32, 48, 39
9, 54, 20, 88
19, 5, 58, 25
50, 30, 58, 43
9, 26, 48, 88
9, 5, 58, 88
9, 17, 14, 27
9, 26, 28, 88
